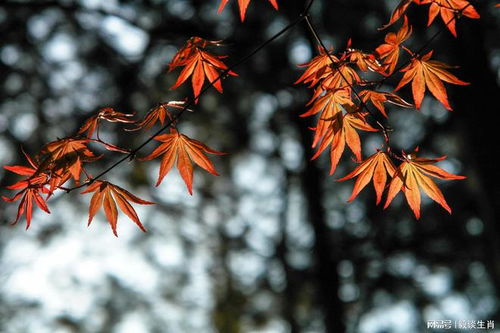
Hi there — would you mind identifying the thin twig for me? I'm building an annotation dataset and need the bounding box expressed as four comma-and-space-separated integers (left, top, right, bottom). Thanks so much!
302, 0, 316, 15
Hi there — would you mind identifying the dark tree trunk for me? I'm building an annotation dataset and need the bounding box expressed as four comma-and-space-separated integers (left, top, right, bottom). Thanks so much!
451, 13, 500, 320
292, 113, 345, 333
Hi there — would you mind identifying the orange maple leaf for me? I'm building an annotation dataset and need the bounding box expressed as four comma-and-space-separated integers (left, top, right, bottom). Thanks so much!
345, 41, 385, 74
347, 51, 382, 73
4, 149, 70, 194
2, 152, 51, 228
217, 0, 278, 21
81, 180, 154, 236
375, 16, 412, 75
296, 48, 359, 88
359, 90, 413, 118
312, 108, 378, 175
127, 101, 191, 132
384, 149, 465, 219
4, 150, 49, 190
140, 129, 224, 194
169, 38, 224, 70
380, 0, 421, 30
300, 88, 353, 147
296, 48, 360, 103
419, 0, 479, 37
37, 138, 101, 185
394, 51, 468, 110
78, 107, 135, 138
338, 151, 396, 204
3, 187, 51, 229
319, 63, 360, 93
169, 37, 237, 103
295, 48, 337, 87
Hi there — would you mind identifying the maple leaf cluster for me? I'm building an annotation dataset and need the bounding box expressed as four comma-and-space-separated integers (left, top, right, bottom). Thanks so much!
294, 2, 472, 218
382, 0, 479, 37
338, 149, 465, 219
2, 110, 153, 235
3, 35, 231, 235
2, 0, 482, 234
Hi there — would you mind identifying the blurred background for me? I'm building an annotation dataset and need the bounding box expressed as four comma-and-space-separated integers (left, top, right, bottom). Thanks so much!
1, 0, 500, 332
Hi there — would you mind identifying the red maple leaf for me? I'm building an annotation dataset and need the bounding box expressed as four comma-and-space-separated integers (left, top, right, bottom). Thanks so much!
394, 51, 468, 110
3, 187, 51, 229
419, 0, 479, 37
4, 149, 70, 194
359, 90, 413, 118
81, 180, 154, 236
300, 88, 353, 147
375, 16, 412, 75
217, 0, 278, 21
296, 48, 360, 95
169, 37, 237, 103
78, 107, 135, 138
2, 152, 51, 228
140, 129, 224, 194
295, 47, 339, 87
4, 150, 48, 189
338, 150, 396, 204
380, 0, 421, 30
384, 149, 466, 219
312, 108, 378, 175
37, 138, 101, 185
127, 101, 190, 131
346, 39, 385, 74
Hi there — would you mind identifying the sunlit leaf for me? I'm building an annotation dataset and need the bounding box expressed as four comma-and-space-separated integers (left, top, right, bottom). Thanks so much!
384, 148, 466, 218
169, 37, 237, 103
140, 129, 225, 194
81, 180, 154, 236
394, 51, 468, 110
218, 0, 278, 21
